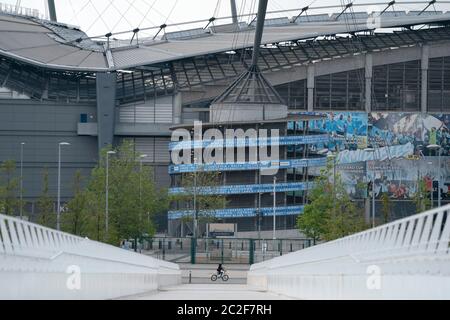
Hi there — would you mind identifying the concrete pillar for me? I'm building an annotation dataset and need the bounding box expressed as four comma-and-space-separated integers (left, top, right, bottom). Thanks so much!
167, 219, 172, 236
365, 54, 373, 113
172, 91, 182, 125
96, 72, 117, 152
47, 0, 57, 22
364, 198, 371, 225
307, 64, 315, 112
421, 45, 430, 114
230, 0, 239, 25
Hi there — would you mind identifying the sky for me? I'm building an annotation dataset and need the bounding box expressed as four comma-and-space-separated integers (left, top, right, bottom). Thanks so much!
4, 0, 450, 39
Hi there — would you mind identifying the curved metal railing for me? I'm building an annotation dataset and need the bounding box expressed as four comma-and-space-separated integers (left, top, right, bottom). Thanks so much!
248, 204, 450, 299
0, 214, 180, 299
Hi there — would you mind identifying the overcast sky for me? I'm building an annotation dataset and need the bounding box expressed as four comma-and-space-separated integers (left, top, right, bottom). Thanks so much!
4, 0, 450, 38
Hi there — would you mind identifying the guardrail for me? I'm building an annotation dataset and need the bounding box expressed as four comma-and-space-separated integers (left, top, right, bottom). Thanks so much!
0, 2, 42, 19
0, 214, 181, 300
248, 204, 450, 300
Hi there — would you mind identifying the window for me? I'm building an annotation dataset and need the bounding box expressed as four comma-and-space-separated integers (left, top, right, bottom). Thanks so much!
314, 69, 364, 111
372, 60, 421, 111
428, 57, 450, 112
275, 79, 307, 110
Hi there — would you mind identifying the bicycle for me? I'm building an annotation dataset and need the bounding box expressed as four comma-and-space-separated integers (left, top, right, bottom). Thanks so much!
211, 271, 229, 282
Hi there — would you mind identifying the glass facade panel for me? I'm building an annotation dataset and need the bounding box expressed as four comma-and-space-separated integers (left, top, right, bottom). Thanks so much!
428, 57, 450, 112
314, 69, 364, 111
373, 60, 421, 111
274, 79, 307, 110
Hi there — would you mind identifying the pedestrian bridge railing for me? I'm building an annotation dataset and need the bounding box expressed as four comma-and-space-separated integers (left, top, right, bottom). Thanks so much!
0, 214, 181, 300
248, 205, 450, 300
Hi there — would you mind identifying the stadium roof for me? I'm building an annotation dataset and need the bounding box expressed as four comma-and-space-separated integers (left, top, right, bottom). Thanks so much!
212, 65, 285, 105
1, 8, 450, 72
0, 14, 107, 71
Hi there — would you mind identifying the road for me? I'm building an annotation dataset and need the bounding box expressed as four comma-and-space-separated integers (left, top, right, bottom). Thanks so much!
121, 284, 292, 300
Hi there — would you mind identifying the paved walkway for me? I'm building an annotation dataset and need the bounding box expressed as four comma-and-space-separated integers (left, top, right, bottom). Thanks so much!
179, 264, 249, 284
122, 284, 292, 300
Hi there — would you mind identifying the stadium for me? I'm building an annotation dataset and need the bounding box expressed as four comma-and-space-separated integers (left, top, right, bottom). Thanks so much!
1, 0, 450, 238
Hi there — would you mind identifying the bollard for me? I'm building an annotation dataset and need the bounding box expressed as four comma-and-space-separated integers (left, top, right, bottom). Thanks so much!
162, 238, 166, 260
190, 237, 196, 264
249, 239, 255, 265
189, 271, 192, 284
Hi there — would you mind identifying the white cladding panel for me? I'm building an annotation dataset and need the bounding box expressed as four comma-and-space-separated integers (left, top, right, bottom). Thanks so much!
135, 137, 170, 163
119, 97, 173, 124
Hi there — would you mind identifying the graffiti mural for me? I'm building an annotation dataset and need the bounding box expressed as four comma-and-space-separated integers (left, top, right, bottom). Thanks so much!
335, 157, 450, 201
294, 112, 450, 201
293, 112, 368, 152
369, 113, 450, 156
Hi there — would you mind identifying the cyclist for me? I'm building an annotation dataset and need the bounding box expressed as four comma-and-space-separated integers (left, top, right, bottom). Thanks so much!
216, 264, 225, 277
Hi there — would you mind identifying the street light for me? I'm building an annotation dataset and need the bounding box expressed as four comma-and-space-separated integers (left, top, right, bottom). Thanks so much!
139, 154, 148, 224
427, 144, 442, 208
20, 142, 25, 220
365, 147, 376, 228
255, 169, 263, 240
106, 150, 116, 237
193, 157, 198, 239
427, 161, 434, 208
327, 152, 337, 217
273, 176, 277, 240
57, 142, 70, 231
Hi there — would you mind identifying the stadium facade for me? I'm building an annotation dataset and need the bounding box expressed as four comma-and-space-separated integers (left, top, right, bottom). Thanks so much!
1, 2, 450, 235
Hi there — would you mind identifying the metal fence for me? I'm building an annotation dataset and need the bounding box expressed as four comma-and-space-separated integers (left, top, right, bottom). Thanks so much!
143, 237, 314, 265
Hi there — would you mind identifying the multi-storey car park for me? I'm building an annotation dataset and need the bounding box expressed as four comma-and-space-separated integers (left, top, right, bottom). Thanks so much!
1, 1, 450, 236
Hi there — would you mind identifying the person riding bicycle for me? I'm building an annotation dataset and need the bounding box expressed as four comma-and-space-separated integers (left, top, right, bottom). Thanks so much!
216, 264, 225, 277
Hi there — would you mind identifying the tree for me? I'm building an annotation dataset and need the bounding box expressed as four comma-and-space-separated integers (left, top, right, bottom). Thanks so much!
380, 193, 392, 224
297, 163, 367, 243
0, 160, 20, 216
81, 141, 162, 245
62, 170, 89, 236
37, 168, 55, 228
297, 165, 333, 242
171, 167, 227, 236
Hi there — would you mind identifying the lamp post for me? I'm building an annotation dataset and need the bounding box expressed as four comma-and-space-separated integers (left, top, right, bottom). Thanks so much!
139, 154, 148, 225
273, 176, 277, 240
257, 170, 262, 240
20, 142, 25, 220
106, 150, 116, 237
193, 157, 198, 239
365, 147, 376, 228
427, 144, 442, 208
327, 152, 337, 216
57, 142, 70, 231
427, 161, 434, 208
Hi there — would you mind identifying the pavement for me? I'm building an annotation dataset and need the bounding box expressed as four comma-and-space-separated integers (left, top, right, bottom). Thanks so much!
121, 284, 293, 300
179, 263, 250, 284
118, 264, 293, 300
